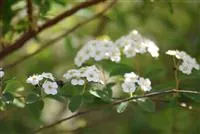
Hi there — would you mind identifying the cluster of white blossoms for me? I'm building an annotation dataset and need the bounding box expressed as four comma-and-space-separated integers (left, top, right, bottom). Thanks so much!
63, 65, 104, 85
166, 50, 200, 75
74, 40, 121, 67
26, 72, 58, 95
0, 68, 4, 79
115, 30, 159, 58
74, 30, 159, 67
122, 72, 152, 93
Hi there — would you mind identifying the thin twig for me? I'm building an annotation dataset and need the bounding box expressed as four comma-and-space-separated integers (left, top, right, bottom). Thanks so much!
26, 0, 34, 30
32, 89, 200, 134
0, 0, 107, 60
4, 0, 117, 69
173, 57, 179, 90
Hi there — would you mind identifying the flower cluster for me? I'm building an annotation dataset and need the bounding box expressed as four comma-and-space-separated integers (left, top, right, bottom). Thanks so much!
166, 50, 200, 75
74, 30, 159, 67
26, 72, 58, 95
63, 65, 104, 85
0, 68, 4, 79
115, 30, 159, 58
122, 72, 152, 93
74, 40, 121, 67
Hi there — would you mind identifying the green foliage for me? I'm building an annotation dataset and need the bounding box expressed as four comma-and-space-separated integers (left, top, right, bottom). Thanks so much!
137, 99, 156, 113
4, 78, 23, 93
0, 0, 200, 134
27, 100, 44, 118
116, 102, 129, 113
1, 92, 14, 104
26, 92, 40, 104
183, 93, 200, 103
69, 95, 82, 112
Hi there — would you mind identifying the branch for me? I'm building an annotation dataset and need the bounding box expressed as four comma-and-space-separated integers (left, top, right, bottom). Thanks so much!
0, 0, 107, 60
32, 89, 200, 134
3, 0, 117, 69
26, 0, 34, 30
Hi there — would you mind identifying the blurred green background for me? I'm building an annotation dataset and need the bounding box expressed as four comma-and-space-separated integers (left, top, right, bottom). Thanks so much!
0, 0, 200, 134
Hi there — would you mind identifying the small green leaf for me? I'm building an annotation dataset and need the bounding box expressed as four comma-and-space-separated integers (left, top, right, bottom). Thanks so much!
101, 61, 133, 76
82, 93, 94, 104
167, 0, 174, 14
69, 95, 82, 112
183, 93, 200, 103
116, 102, 129, 113
89, 90, 101, 98
90, 88, 112, 102
1, 92, 14, 104
26, 93, 40, 104
138, 99, 156, 112
4, 78, 23, 93
60, 83, 81, 97
27, 100, 44, 118
46, 95, 66, 103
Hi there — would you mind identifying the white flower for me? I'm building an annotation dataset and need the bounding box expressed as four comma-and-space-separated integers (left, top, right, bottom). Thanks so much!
166, 50, 177, 56
138, 77, 152, 91
166, 50, 199, 75
121, 72, 152, 93
122, 82, 136, 93
144, 39, 159, 58
123, 44, 137, 58
180, 102, 187, 107
179, 63, 192, 75
124, 72, 138, 82
0, 68, 4, 78
71, 78, 85, 85
63, 65, 104, 85
115, 29, 159, 58
42, 81, 58, 95
42, 72, 55, 81
85, 71, 100, 82
26, 74, 43, 85
74, 40, 120, 67
83, 66, 101, 83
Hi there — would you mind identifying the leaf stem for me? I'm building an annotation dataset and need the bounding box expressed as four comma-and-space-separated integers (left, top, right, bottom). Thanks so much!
173, 57, 179, 90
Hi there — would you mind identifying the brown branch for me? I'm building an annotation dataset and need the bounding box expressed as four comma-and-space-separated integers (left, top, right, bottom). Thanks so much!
0, 0, 107, 60
93, 15, 109, 36
3, 0, 117, 69
26, 0, 34, 30
32, 89, 200, 134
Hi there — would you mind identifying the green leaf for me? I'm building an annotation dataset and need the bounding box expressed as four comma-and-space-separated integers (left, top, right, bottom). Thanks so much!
116, 102, 129, 113
33, 0, 51, 15
60, 83, 81, 97
4, 78, 23, 93
90, 88, 112, 102
89, 90, 101, 98
27, 100, 44, 118
53, 0, 67, 6
138, 99, 156, 112
46, 95, 66, 103
26, 93, 40, 104
82, 93, 94, 104
69, 95, 82, 112
183, 93, 200, 103
1, 92, 14, 104
101, 61, 133, 76
167, 0, 174, 14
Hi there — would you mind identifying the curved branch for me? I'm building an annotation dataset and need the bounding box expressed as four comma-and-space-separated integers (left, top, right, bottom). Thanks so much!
32, 89, 200, 134
4, 0, 117, 69
0, 0, 107, 60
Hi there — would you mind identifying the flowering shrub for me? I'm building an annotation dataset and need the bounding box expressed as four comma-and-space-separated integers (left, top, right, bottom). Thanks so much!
0, 30, 199, 133
166, 50, 199, 75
